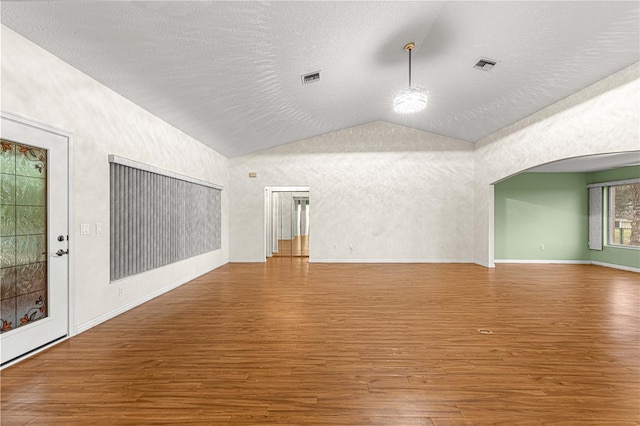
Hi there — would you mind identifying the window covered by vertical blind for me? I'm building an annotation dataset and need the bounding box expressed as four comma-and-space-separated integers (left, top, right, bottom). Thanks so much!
588, 186, 603, 251
109, 155, 222, 281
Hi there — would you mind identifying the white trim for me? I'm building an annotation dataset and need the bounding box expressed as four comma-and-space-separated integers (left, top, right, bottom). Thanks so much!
475, 260, 496, 268
67, 126, 76, 337
264, 188, 270, 260
229, 258, 267, 263
587, 178, 640, 188
309, 258, 473, 264
591, 261, 640, 273
487, 184, 495, 269
475, 259, 638, 272
0, 111, 77, 338
76, 264, 221, 334
607, 243, 640, 251
266, 186, 310, 192
108, 154, 223, 190
494, 259, 591, 264
263, 186, 310, 260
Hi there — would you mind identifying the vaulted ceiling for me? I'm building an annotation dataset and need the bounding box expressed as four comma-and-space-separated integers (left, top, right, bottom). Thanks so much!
2, 1, 639, 158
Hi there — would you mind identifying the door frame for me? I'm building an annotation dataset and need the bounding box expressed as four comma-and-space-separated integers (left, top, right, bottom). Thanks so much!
264, 186, 309, 260
1, 111, 76, 368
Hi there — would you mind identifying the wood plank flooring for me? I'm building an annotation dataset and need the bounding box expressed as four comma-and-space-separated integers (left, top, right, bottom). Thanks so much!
273, 236, 309, 257
1, 260, 639, 425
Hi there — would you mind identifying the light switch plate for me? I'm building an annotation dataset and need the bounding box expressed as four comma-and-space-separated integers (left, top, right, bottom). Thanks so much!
96, 223, 102, 234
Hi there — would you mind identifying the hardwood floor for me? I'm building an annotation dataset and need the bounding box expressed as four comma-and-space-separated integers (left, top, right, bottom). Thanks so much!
273, 235, 309, 257
1, 260, 639, 425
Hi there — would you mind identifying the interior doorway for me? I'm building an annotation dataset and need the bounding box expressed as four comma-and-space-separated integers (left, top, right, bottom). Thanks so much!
264, 187, 309, 259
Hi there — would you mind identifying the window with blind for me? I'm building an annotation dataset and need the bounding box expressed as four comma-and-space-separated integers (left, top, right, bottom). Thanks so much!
588, 177, 640, 252
109, 155, 222, 282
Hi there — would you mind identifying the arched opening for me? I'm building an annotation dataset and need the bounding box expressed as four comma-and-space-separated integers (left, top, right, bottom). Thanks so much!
492, 151, 639, 269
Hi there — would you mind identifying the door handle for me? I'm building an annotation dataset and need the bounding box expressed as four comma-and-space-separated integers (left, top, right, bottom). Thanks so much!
55, 249, 69, 256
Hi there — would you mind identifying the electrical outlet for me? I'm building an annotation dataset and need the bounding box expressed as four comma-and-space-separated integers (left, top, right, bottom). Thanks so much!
80, 223, 90, 235
118, 287, 123, 297
540, 244, 545, 250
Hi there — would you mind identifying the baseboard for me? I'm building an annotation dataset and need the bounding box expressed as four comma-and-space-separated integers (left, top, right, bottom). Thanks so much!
309, 258, 473, 264
229, 258, 266, 263
474, 260, 495, 268
493, 259, 639, 273
591, 261, 640, 273
494, 259, 591, 264
76, 263, 224, 335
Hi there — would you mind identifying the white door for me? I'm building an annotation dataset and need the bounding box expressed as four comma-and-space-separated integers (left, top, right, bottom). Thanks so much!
1, 114, 69, 365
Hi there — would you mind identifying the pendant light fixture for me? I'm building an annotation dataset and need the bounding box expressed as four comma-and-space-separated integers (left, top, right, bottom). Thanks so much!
393, 42, 427, 114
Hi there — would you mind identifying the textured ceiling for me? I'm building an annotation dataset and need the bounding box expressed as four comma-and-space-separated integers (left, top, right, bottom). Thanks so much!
2, 1, 639, 158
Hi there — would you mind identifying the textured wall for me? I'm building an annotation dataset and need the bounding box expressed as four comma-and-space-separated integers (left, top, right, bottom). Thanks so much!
1, 27, 229, 330
474, 63, 640, 267
229, 121, 475, 262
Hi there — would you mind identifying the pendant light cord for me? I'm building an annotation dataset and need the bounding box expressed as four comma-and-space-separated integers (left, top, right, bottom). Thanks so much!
408, 47, 412, 88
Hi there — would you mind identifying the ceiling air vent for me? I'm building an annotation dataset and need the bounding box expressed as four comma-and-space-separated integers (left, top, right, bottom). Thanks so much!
473, 58, 498, 71
301, 71, 320, 85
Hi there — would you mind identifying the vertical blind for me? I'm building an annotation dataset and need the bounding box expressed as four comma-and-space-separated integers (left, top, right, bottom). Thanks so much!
109, 155, 222, 281
588, 186, 603, 251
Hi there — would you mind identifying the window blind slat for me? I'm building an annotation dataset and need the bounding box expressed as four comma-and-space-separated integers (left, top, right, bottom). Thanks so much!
110, 163, 116, 280
124, 165, 131, 278
142, 170, 149, 273
132, 168, 138, 276
117, 164, 124, 280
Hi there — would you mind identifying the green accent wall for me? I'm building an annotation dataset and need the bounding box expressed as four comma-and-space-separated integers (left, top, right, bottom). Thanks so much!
590, 245, 640, 269
495, 166, 640, 270
587, 165, 640, 183
495, 173, 589, 261
588, 165, 640, 269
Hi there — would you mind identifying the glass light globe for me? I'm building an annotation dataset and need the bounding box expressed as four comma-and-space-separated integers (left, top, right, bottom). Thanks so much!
393, 87, 427, 114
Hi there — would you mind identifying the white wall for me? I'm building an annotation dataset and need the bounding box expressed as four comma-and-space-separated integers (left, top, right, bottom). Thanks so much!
473, 63, 640, 267
1, 27, 230, 332
230, 121, 475, 262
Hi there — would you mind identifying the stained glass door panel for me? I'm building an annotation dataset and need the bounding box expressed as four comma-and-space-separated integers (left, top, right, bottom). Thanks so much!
0, 115, 69, 365
1, 140, 48, 333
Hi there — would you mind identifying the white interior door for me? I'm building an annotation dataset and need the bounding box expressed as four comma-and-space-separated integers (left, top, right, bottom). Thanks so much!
1, 114, 69, 365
